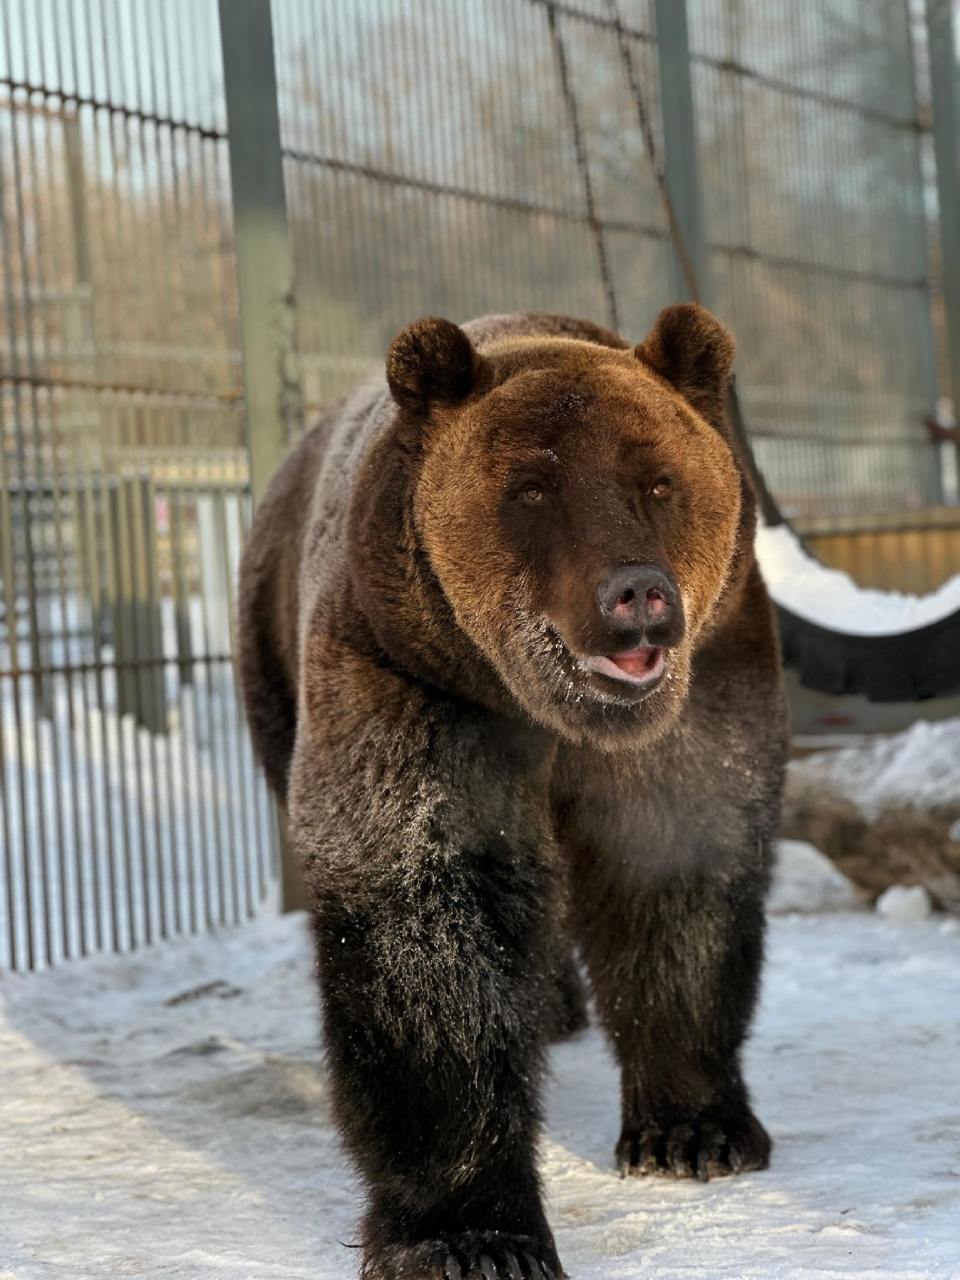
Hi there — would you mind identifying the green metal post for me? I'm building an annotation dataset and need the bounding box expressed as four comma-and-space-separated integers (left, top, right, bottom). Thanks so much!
64, 117, 92, 289
219, 0, 305, 912
926, 0, 960, 436
218, 0, 300, 497
654, 0, 711, 305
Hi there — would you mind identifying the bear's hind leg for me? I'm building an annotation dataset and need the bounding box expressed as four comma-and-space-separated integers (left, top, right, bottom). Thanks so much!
544, 947, 589, 1043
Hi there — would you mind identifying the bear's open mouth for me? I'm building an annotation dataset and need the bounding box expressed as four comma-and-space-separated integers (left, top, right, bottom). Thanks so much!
582, 645, 665, 686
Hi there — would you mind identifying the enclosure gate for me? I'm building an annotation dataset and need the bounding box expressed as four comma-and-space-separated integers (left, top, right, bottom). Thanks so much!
2, 0, 959, 967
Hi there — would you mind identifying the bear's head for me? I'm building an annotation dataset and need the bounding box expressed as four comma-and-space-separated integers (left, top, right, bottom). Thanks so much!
360, 305, 748, 750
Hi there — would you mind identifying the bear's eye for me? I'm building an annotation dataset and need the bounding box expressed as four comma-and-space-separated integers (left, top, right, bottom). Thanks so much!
521, 483, 545, 506
650, 477, 671, 498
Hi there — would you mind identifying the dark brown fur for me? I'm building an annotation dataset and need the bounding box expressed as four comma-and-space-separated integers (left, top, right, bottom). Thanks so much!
237, 307, 788, 1280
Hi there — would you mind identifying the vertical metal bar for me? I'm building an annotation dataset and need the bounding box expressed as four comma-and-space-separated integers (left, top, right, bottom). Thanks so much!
544, 3, 619, 331
903, 0, 944, 504
654, 0, 712, 305
0, 665, 14, 968
189, 489, 216, 934
170, 484, 194, 684
122, 470, 154, 946
219, 0, 302, 912
130, 471, 166, 940
218, 0, 300, 498
61, 123, 101, 959
0, 411, 20, 969
132, 0, 184, 944
80, 0, 125, 956
193, 482, 229, 929
74, 478, 103, 954
214, 486, 247, 923
0, 15, 52, 967
207, 478, 238, 929
106, 477, 137, 948
236, 484, 267, 905
35, 0, 90, 961
64, 118, 93, 291
169, 485, 196, 934
86, 476, 120, 954
20, 55, 69, 965
64, 0, 99, 955
925, 0, 960, 439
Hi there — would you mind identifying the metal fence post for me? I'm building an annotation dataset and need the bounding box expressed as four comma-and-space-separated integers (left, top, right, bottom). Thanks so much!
654, 0, 711, 306
219, 0, 306, 912
653, 0, 779, 503
926, 0, 960, 438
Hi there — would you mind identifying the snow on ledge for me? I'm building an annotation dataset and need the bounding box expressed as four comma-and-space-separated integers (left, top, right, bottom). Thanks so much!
755, 520, 960, 636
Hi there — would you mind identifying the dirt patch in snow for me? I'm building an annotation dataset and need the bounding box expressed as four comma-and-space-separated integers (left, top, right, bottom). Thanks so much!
782, 719, 960, 908
781, 789, 960, 908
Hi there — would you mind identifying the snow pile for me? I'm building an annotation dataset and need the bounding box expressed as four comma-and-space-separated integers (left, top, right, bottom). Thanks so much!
3, 910, 960, 1279
788, 717, 960, 821
755, 521, 960, 635
876, 883, 933, 923
768, 839, 860, 913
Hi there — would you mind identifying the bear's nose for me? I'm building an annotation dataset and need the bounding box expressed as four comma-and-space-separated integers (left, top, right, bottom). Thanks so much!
596, 564, 677, 635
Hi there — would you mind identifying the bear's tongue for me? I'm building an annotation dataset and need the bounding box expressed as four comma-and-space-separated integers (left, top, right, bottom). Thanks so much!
610, 645, 661, 678
580, 646, 665, 686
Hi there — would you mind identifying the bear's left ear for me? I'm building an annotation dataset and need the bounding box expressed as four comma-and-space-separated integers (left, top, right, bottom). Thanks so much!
386, 316, 483, 417
635, 303, 735, 425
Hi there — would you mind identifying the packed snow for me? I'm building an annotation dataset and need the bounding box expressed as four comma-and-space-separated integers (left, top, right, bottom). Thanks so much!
3, 871, 960, 1279
766, 839, 860, 913
876, 883, 933, 923
755, 522, 960, 636
788, 717, 960, 820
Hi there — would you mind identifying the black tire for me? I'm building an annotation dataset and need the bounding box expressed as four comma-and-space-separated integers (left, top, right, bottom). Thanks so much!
776, 602, 960, 703
726, 382, 960, 703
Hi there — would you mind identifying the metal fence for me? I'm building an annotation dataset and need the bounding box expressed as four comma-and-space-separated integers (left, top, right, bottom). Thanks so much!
268, 0, 960, 518
0, 0, 276, 970
2, 0, 959, 968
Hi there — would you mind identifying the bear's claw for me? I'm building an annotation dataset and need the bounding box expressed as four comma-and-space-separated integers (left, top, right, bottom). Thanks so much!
365, 1231, 562, 1280
438, 1240, 558, 1280
617, 1105, 771, 1182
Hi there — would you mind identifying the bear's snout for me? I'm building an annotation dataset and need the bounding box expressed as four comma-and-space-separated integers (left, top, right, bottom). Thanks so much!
596, 563, 681, 648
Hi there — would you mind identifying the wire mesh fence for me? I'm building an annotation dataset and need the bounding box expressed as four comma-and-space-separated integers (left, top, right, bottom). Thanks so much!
274, 0, 670, 415
0, 0, 276, 970
691, 1, 944, 515
1, 0, 959, 968
273, 0, 956, 519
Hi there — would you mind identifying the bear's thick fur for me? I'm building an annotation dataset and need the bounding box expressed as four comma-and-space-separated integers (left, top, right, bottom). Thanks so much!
238, 306, 788, 1280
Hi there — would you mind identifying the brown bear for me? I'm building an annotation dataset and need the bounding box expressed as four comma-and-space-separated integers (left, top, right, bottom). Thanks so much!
237, 305, 788, 1280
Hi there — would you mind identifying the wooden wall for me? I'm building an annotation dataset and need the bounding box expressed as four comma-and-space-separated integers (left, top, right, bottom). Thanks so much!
794, 507, 960, 594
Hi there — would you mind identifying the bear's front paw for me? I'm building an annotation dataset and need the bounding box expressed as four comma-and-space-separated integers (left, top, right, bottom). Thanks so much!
617, 1102, 771, 1182
362, 1231, 564, 1280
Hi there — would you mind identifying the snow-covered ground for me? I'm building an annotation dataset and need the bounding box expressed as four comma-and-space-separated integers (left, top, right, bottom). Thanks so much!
3, 890, 960, 1279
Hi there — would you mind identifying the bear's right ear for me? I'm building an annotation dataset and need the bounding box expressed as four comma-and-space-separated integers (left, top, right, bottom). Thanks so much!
634, 303, 734, 426
386, 317, 482, 417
